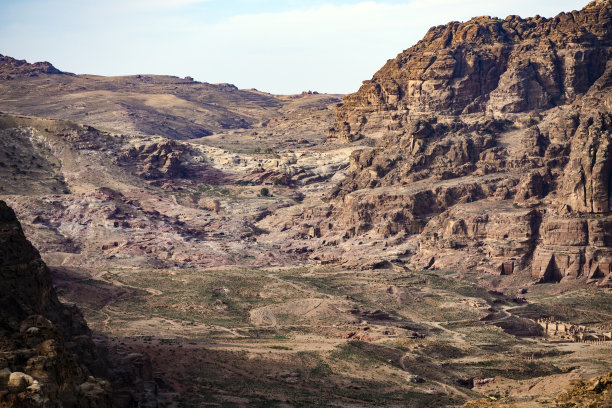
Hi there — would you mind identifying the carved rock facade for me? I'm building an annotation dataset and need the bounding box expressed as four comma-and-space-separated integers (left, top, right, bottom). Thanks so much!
317, 1, 612, 286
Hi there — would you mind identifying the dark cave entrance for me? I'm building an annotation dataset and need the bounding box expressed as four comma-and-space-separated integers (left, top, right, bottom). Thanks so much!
542, 258, 563, 283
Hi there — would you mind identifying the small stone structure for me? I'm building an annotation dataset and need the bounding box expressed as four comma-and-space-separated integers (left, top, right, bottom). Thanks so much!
537, 317, 611, 344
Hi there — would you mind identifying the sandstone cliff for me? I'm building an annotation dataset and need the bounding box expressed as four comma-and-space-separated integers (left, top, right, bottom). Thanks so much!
312, 1, 612, 285
0, 200, 157, 407
329, 1, 612, 142
0, 200, 116, 406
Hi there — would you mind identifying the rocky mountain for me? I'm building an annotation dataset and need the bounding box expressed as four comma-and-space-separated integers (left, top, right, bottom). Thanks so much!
0, 55, 66, 79
314, 0, 612, 286
328, 0, 612, 142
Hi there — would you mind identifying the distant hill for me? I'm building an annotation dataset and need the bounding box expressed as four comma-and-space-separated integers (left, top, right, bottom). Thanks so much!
0, 54, 331, 140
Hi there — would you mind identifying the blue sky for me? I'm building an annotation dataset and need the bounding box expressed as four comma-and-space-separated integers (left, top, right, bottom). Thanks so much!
0, 0, 588, 94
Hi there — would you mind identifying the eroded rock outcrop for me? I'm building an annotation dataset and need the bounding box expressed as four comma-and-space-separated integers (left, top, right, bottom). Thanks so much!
0, 200, 115, 407
530, 104, 612, 283
328, 1, 612, 143
123, 140, 191, 180
302, 1, 612, 285
0, 55, 67, 80
0, 200, 158, 407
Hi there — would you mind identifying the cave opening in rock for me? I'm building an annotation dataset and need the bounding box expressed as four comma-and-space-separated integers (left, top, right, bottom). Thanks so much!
590, 264, 607, 279
542, 257, 563, 283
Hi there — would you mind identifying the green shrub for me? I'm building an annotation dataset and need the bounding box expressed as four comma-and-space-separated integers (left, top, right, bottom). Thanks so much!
268, 345, 292, 350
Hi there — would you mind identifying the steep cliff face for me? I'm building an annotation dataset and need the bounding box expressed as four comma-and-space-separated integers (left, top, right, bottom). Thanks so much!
316, 1, 612, 286
531, 108, 612, 284
328, 0, 612, 142
0, 200, 116, 407
0, 199, 159, 407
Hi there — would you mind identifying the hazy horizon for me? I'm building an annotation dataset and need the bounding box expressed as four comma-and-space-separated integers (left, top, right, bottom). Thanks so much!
0, 0, 588, 94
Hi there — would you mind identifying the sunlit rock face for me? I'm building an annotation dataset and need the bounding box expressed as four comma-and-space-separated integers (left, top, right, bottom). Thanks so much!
329, 1, 612, 143
312, 1, 612, 284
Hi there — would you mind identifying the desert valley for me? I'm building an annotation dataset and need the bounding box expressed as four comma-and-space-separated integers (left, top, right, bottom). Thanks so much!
0, 1, 611, 407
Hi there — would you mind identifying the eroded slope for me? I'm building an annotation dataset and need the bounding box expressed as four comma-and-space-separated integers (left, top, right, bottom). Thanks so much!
277, 0, 612, 289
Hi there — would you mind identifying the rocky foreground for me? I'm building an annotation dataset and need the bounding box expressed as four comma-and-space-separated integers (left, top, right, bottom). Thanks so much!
0, 200, 161, 407
0, 200, 111, 407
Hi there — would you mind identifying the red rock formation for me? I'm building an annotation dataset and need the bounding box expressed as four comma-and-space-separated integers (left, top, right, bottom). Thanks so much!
316, 1, 612, 285
328, 1, 612, 142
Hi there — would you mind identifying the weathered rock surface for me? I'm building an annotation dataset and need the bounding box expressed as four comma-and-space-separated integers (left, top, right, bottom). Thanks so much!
0, 200, 157, 407
0, 200, 115, 407
121, 139, 210, 180
328, 1, 612, 143
289, 0, 612, 285
0, 55, 66, 80
462, 370, 612, 407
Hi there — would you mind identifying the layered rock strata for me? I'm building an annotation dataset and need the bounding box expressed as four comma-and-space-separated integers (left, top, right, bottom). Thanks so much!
310, 1, 612, 285
328, 1, 612, 143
